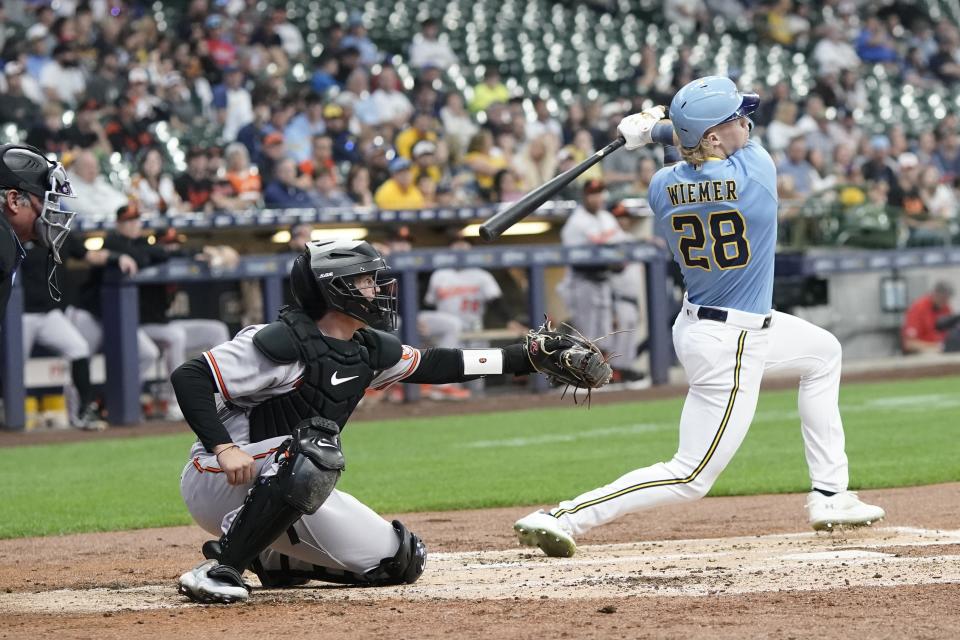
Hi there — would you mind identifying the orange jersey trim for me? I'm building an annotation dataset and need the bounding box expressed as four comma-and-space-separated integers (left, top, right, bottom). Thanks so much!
373, 348, 421, 390
192, 447, 287, 473
203, 351, 232, 401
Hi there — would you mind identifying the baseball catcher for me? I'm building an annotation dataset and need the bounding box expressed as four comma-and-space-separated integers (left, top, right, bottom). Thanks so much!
174, 239, 611, 604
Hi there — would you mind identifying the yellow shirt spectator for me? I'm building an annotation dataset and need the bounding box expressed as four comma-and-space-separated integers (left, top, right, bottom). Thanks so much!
375, 158, 425, 210
469, 69, 510, 114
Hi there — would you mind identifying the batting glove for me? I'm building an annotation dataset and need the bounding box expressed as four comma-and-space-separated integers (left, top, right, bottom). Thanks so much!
617, 106, 666, 150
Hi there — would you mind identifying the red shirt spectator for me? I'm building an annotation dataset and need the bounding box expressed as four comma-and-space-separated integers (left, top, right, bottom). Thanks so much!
901, 282, 955, 353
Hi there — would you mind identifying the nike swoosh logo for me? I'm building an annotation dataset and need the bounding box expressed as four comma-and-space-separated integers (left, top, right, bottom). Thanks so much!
331, 371, 360, 386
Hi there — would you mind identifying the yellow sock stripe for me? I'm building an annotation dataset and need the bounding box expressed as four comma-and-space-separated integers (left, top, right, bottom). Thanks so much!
553, 330, 747, 518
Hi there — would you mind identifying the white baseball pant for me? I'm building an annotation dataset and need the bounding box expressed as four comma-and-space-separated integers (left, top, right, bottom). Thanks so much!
22, 310, 91, 360
180, 436, 400, 575
66, 306, 161, 378
551, 297, 849, 537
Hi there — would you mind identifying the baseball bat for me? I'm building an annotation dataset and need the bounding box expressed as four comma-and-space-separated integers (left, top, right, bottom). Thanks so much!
478, 136, 626, 242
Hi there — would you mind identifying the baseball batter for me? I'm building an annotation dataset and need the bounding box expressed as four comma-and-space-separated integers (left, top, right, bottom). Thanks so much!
515, 76, 884, 557
175, 239, 610, 603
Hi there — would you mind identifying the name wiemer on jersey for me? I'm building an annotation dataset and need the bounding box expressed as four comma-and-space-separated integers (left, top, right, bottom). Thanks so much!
665, 179, 739, 207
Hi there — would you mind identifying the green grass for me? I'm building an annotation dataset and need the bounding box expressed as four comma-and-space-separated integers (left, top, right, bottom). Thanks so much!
1, 376, 958, 539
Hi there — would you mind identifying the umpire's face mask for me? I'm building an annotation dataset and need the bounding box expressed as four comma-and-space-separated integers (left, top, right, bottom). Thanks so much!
32, 162, 76, 264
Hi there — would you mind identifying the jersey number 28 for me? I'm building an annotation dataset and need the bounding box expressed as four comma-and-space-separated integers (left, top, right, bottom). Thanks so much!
671, 210, 750, 270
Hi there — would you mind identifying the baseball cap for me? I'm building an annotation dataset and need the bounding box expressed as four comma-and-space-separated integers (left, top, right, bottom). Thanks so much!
263, 131, 285, 146
412, 140, 437, 158
388, 157, 412, 174
116, 201, 140, 221
205, 14, 224, 29
897, 152, 919, 169
3, 61, 24, 76
128, 68, 149, 84
870, 135, 890, 151
322, 103, 344, 119
583, 179, 606, 195
26, 24, 48, 41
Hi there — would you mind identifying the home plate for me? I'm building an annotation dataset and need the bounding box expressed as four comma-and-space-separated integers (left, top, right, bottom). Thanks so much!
0, 527, 957, 614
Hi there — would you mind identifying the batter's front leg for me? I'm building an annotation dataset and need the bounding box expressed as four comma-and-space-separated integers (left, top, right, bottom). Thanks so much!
763, 311, 848, 493
517, 318, 769, 554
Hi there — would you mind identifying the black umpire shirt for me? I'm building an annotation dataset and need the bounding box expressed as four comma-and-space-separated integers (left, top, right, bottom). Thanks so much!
0, 214, 26, 318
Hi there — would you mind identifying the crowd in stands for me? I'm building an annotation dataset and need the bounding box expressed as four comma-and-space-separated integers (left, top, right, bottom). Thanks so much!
0, 1, 956, 246
3, 0, 960, 426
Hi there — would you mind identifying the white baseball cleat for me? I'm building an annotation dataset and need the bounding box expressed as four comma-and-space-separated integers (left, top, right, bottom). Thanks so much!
177, 559, 250, 604
806, 491, 885, 531
514, 510, 577, 558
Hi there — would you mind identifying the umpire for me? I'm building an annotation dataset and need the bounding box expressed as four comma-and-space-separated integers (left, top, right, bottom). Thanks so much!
0, 143, 76, 317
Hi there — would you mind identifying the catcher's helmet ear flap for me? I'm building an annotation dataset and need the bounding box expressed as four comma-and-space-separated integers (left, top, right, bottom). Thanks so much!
289, 239, 399, 330
669, 76, 759, 149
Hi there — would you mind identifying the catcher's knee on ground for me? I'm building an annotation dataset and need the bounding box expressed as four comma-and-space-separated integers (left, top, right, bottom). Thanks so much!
250, 520, 427, 587
205, 417, 345, 574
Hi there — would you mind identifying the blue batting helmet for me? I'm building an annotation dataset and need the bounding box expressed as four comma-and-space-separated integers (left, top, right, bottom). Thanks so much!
669, 76, 760, 149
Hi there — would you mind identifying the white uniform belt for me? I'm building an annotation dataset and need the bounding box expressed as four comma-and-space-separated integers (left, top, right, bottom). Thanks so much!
682, 296, 771, 330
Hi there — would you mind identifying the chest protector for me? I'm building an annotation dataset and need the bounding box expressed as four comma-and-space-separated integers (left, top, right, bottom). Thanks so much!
247, 307, 403, 443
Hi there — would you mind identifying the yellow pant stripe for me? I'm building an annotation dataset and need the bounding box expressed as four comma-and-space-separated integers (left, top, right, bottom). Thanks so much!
552, 330, 747, 518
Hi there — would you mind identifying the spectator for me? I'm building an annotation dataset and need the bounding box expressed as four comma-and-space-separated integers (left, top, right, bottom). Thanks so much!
257, 131, 287, 185
902, 282, 959, 354
341, 14, 381, 66
284, 94, 326, 164
321, 103, 359, 163
417, 173, 438, 207
469, 66, 509, 114
526, 98, 563, 144
439, 92, 478, 163
396, 111, 438, 159
313, 168, 353, 208
287, 222, 313, 253
204, 14, 238, 70
860, 135, 898, 191
622, 156, 659, 201
464, 129, 507, 199
104, 98, 156, 160
492, 168, 523, 203
933, 130, 960, 182
928, 26, 960, 84
765, 100, 802, 156
411, 140, 443, 184
368, 65, 414, 131
812, 23, 860, 76
263, 158, 315, 208
260, 6, 304, 60
224, 142, 263, 207
174, 147, 214, 213
310, 52, 339, 95
563, 129, 603, 184
212, 66, 253, 143
514, 134, 558, 192
409, 17, 458, 70
363, 139, 392, 191
62, 99, 111, 154
777, 137, 816, 196
918, 165, 957, 222
665, 0, 707, 36
24, 23, 52, 80
39, 43, 86, 107
132, 147, 183, 217
855, 16, 898, 64
561, 101, 587, 145
235, 99, 272, 165
298, 134, 336, 180
346, 164, 374, 206
0, 62, 39, 128
126, 67, 164, 122
600, 113, 640, 193
65, 150, 128, 219
374, 158, 425, 210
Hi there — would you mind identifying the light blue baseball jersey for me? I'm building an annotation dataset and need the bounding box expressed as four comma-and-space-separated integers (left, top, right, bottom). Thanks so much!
648, 140, 778, 315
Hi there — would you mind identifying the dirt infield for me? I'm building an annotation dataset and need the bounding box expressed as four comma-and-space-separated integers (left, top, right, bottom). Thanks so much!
0, 483, 957, 639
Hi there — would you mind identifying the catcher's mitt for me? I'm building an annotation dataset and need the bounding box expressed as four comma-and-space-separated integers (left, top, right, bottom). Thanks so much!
524, 320, 613, 404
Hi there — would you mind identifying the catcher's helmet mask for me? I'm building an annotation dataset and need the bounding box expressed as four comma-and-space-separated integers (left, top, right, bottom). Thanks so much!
0, 143, 76, 264
290, 239, 399, 331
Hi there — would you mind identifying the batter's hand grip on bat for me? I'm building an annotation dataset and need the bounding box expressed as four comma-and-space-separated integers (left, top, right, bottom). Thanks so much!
478, 137, 626, 242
